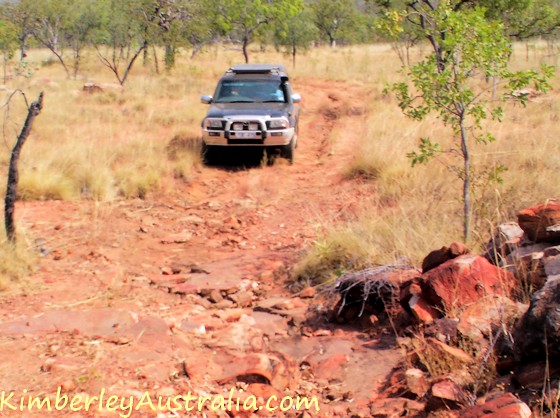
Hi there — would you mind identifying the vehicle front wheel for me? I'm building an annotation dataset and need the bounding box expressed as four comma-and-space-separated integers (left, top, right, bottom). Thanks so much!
281, 136, 296, 164
201, 141, 212, 164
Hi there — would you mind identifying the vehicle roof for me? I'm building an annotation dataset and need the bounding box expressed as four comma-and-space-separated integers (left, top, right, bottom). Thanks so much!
225, 64, 289, 79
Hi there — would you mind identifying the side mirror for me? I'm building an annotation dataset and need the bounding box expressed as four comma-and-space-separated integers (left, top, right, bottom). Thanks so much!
201, 95, 213, 104
291, 93, 301, 104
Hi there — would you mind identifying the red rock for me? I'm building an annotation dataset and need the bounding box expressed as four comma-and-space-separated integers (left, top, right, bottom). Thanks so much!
160, 231, 193, 244
484, 222, 524, 264
460, 393, 531, 418
427, 338, 474, 364
246, 383, 282, 400
229, 290, 253, 307
457, 296, 524, 341
421, 255, 516, 315
171, 282, 199, 295
369, 397, 425, 417
405, 368, 429, 397
422, 242, 471, 273
431, 379, 463, 402
299, 286, 317, 298
408, 294, 439, 324
216, 353, 296, 391
208, 289, 224, 303
518, 200, 560, 242
313, 354, 349, 380
149, 274, 189, 287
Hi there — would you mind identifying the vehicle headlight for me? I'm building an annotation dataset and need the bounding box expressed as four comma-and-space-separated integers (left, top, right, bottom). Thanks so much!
268, 118, 289, 129
204, 119, 223, 129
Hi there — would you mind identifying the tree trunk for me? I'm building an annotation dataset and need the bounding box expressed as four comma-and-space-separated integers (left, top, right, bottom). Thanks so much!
165, 45, 175, 70
152, 45, 160, 74
4, 92, 44, 243
459, 119, 471, 243
242, 36, 249, 63
292, 45, 296, 68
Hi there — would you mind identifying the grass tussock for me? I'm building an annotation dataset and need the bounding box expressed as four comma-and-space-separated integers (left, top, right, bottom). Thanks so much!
0, 41, 556, 286
0, 239, 37, 288
292, 41, 560, 286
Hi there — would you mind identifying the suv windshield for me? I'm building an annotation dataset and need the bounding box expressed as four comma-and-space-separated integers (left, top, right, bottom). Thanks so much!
215, 80, 286, 103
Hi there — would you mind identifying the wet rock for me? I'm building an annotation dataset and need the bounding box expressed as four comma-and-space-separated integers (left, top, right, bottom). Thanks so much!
514, 276, 560, 363
517, 200, 560, 243
422, 242, 471, 273
460, 393, 531, 418
421, 255, 516, 315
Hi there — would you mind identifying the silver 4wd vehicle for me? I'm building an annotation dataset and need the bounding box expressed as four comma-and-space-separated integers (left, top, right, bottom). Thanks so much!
200, 64, 301, 164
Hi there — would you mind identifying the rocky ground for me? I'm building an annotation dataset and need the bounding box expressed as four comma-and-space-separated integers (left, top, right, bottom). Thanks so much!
1, 77, 559, 418
0, 80, 397, 417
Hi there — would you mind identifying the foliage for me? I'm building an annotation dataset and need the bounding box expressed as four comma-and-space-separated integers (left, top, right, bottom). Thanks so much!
310, 0, 360, 47
95, 0, 151, 85
208, 0, 303, 63
273, 8, 317, 68
384, 2, 553, 242
0, 20, 18, 82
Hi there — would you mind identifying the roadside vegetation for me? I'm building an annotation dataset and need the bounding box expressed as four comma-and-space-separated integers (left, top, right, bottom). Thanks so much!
0, 0, 558, 286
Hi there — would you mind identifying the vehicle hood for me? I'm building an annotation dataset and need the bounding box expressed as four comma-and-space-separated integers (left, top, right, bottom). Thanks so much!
205, 103, 291, 119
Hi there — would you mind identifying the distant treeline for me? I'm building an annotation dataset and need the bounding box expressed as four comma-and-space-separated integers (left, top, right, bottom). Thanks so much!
0, 0, 558, 82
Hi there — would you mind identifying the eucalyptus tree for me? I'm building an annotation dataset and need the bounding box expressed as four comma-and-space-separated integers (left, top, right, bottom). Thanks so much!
210, 0, 304, 63
273, 8, 318, 68
310, 0, 359, 47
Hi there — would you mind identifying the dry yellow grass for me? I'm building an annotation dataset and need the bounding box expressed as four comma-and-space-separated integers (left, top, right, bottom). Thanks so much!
0, 41, 558, 284
291, 41, 560, 284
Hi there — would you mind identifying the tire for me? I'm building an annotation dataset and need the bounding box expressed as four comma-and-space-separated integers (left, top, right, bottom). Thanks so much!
281, 136, 296, 164
201, 141, 212, 164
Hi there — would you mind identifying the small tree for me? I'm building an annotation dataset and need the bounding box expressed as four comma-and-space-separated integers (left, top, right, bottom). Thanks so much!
386, 2, 552, 242
273, 8, 317, 68
310, 0, 358, 47
211, 0, 303, 63
4, 92, 44, 243
0, 20, 18, 83
95, 0, 149, 86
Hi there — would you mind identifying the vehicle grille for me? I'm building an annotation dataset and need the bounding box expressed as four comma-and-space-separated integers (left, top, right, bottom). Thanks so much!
230, 121, 262, 131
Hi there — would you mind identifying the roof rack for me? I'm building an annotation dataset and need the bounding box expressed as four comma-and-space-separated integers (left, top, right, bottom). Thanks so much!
226, 64, 288, 77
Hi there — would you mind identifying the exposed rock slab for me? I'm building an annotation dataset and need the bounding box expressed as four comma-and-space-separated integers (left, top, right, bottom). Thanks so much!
517, 200, 560, 242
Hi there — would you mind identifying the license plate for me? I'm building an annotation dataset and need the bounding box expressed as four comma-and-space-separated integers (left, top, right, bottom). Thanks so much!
232, 131, 259, 139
